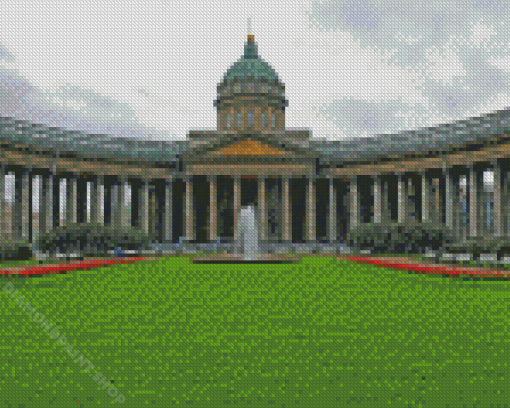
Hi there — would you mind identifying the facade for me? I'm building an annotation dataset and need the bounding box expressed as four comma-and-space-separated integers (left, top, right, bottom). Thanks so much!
0, 31, 509, 251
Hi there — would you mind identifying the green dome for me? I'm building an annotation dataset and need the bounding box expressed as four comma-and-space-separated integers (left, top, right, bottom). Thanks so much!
222, 39, 280, 81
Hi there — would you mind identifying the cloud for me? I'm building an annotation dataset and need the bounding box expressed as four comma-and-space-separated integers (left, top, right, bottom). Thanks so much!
0, 43, 15, 63
305, 0, 510, 135
0, 64, 172, 139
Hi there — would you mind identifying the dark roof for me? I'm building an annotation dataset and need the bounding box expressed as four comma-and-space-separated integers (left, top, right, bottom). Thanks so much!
0, 107, 509, 166
0, 117, 190, 163
221, 38, 280, 82
308, 107, 510, 162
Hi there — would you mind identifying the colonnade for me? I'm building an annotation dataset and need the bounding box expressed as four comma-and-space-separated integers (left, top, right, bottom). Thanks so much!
0, 160, 507, 245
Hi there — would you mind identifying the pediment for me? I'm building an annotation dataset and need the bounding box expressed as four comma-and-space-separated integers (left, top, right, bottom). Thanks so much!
184, 133, 318, 163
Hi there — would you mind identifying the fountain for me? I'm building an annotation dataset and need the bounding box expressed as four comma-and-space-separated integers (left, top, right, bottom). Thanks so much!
192, 204, 300, 264
238, 206, 260, 260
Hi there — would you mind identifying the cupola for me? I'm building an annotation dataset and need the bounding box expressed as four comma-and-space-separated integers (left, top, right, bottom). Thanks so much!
214, 19, 289, 132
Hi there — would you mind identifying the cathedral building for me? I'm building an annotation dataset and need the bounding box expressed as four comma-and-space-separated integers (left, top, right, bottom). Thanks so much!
0, 28, 509, 253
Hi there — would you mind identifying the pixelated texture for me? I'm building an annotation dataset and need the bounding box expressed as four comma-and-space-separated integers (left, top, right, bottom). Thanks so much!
1, 1, 510, 406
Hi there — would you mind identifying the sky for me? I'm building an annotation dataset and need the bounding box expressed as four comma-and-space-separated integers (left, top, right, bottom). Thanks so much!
0, 0, 509, 211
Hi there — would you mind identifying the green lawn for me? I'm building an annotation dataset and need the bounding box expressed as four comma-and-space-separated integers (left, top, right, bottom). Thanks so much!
1, 256, 509, 407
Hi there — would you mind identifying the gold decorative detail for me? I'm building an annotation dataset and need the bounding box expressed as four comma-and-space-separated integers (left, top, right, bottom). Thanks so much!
211, 139, 287, 155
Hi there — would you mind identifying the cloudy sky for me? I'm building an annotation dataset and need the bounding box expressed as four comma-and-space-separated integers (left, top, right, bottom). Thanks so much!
0, 0, 508, 209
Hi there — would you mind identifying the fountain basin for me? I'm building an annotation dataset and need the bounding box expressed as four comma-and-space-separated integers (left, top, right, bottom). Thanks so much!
192, 253, 301, 264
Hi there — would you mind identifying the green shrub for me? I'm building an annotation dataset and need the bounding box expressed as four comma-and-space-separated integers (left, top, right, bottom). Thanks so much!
346, 221, 456, 255
0, 237, 32, 261
36, 224, 152, 256
443, 236, 510, 261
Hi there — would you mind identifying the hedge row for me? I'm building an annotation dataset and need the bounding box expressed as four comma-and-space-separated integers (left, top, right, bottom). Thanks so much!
442, 236, 510, 260
0, 237, 32, 261
36, 224, 153, 256
346, 221, 456, 255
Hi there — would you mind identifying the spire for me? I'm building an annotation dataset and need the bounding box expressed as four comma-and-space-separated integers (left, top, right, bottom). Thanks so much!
244, 17, 258, 58
247, 17, 254, 43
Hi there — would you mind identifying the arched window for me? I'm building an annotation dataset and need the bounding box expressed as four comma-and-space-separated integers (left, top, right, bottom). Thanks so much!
248, 110, 254, 127
226, 113, 231, 128
237, 112, 243, 127
261, 112, 267, 128
271, 113, 276, 128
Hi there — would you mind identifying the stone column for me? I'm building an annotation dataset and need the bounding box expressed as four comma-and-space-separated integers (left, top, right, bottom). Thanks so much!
282, 177, 291, 241
12, 171, 18, 239
209, 175, 217, 242
445, 168, 454, 229
65, 174, 77, 226
75, 177, 86, 225
504, 169, 509, 236
111, 182, 118, 226
398, 174, 406, 224
350, 176, 358, 228
0, 165, 5, 237
493, 161, 502, 236
373, 175, 382, 223
138, 179, 149, 234
185, 176, 194, 242
115, 175, 129, 228
41, 172, 55, 235
52, 176, 60, 229
433, 178, 439, 224
259, 177, 267, 241
421, 172, 429, 223
164, 177, 173, 242
149, 187, 156, 238
307, 177, 316, 242
469, 166, 478, 237
35, 176, 43, 239
90, 175, 103, 225
233, 176, 241, 243
480, 174, 488, 235
11, 167, 31, 241
407, 178, 415, 221
328, 177, 337, 243
15, 168, 31, 241
382, 178, 389, 223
